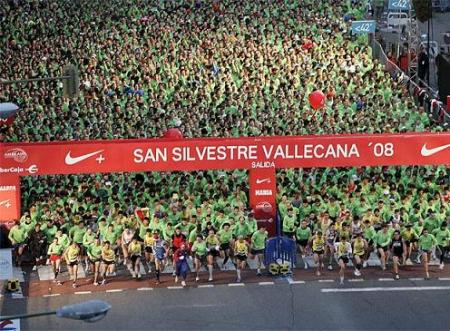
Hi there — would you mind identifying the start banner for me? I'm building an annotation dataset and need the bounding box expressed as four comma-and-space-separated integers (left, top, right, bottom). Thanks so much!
1, 133, 450, 176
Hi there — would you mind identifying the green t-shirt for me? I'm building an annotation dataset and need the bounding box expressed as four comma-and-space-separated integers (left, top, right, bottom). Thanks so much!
57, 234, 70, 249
70, 226, 87, 244
251, 231, 268, 250
104, 230, 119, 245
47, 242, 64, 256
419, 234, 437, 251
283, 215, 296, 232
218, 229, 233, 244
296, 227, 311, 241
88, 243, 103, 260
233, 223, 251, 237
82, 232, 96, 248
375, 230, 391, 247
192, 241, 207, 256
432, 228, 450, 246
8, 225, 28, 244
42, 224, 58, 242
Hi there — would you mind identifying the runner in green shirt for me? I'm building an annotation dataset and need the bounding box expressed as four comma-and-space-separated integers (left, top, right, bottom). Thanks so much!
69, 222, 87, 245
218, 223, 233, 268
8, 223, 28, 265
375, 224, 391, 271
87, 237, 103, 286
283, 209, 297, 236
296, 220, 312, 268
47, 237, 64, 284
192, 235, 207, 282
250, 227, 268, 276
418, 229, 438, 279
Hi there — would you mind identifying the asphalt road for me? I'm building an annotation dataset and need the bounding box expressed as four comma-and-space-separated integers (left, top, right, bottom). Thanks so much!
3, 279, 450, 331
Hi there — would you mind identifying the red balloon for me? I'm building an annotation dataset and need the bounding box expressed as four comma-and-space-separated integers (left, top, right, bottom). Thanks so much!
163, 128, 184, 139
309, 90, 326, 110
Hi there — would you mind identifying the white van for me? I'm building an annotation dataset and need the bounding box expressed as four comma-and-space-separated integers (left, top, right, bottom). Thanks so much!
387, 12, 410, 27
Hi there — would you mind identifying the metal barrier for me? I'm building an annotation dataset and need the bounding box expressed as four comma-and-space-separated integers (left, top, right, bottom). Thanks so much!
264, 211, 297, 275
370, 39, 448, 126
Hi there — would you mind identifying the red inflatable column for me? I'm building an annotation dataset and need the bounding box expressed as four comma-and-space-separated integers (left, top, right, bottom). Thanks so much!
248, 167, 277, 236
0, 174, 21, 227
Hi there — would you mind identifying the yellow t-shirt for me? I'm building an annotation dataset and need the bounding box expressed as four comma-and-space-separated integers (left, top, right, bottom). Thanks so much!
128, 242, 142, 255
102, 247, 115, 262
312, 236, 325, 252
235, 241, 248, 255
66, 245, 80, 262
353, 239, 365, 256
144, 235, 155, 247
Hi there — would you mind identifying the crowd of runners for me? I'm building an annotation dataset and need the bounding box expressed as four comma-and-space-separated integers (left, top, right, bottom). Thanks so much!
9, 208, 268, 287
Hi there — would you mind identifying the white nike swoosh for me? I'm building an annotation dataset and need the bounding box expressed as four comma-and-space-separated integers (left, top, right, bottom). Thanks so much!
256, 178, 271, 184
420, 144, 450, 157
65, 150, 104, 165
0, 200, 10, 206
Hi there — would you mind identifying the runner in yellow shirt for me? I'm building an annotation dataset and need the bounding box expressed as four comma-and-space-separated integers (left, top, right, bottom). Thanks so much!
311, 231, 326, 276
64, 241, 80, 288
352, 232, 367, 277
143, 229, 155, 272
101, 241, 116, 285
128, 237, 143, 279
234, 235, 249, 283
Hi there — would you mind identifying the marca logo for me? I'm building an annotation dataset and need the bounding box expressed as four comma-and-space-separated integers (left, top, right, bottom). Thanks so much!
255, 189, 273, 196
0, 164, 38, 174
0, 186, 16, 191
4, 148, 28, 163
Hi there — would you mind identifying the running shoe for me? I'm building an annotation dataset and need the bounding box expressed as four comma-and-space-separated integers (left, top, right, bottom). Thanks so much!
172, 271, 176, 277
236, 277, 241, 283
395, 274, 400, 280
94, 282, 99, 286
354, 269, 361, 277
195, 276, 200, 282
175, 276, 178, 283
439, 263, 444, 270
327, 264, 333, 271
101, 279, 107, 285
362, 261, 368, 268
208, 277, 213, 282
181, 280, 186, 287
72, 283, 77, 288
32, 265, 37, 271
137, 273, 142, 279
304, 263, 308, 270
132, 272, 136, 278
256, 271, 262, 276
406, 259, 413, 266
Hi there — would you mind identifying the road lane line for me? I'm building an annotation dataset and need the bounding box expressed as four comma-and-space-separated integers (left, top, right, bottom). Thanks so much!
228, 283, 245, 287
198, 284, 214, 288
43, 294, 61, 297
318, 279, 334, 283
348, 279, 364, 282
137, 287, 154, 291
74, 291, 92, 295
167, 286, 183, 289
378, 278, 394, 281
438, 277, 450, 281
290, 280, 306, 284
409, 278, 424, 281
258, 282, 274, 286
322, 286, 450, 293
106, 289, 123, 293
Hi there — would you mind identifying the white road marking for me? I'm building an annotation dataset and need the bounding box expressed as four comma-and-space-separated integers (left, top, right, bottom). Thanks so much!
228, 283, 245, 287
258, 281, 274, 286
198, 284, 214, 288
289, 280, 306, 284
318, 279, 335, 283
43, 294, 61, 297
167, 286, 184, 290
74, 291, 92, 295
378, 278, 395, 281
438, 277, 450, 281
322, 286, 450, 293
106, 289, 123, 293
408, 278, 424, 281
137, 287, 154, 291
348, 279, 364, 282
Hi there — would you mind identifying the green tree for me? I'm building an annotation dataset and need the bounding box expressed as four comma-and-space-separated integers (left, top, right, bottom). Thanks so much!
412, 0, 432, 23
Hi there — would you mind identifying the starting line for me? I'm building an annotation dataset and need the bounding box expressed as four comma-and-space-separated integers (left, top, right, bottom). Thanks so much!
321, 286, 450, 293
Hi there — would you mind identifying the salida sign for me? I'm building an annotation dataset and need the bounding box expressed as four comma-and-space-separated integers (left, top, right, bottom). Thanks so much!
2, 133, 450, 234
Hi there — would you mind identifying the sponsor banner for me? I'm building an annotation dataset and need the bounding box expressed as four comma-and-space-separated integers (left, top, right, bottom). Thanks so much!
2, 133, 450, 176
351, 20, 376, 34
388, 0, 411, 11
0, 249, 13, 280
0, 176, 21, 222
249, 168, 277, 234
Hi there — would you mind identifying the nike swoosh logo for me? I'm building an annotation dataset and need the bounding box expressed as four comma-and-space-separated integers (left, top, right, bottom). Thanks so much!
420, 144, 450, 157
256, 178, 271, 184
0, 200, 11, 207
65, 150, 104, 165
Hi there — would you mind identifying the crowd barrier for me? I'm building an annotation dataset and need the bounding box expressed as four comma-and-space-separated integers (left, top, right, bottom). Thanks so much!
370, 38, 449, 126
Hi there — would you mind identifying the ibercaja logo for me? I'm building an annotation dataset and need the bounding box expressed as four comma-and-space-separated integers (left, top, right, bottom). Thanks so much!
4, 148, 28, 163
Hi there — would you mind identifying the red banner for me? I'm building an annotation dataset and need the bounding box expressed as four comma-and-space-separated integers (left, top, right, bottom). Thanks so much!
249, 167, 277, 234
2, 132, 450, 224
1, 133, 450, 177
0, 175, 21, 224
